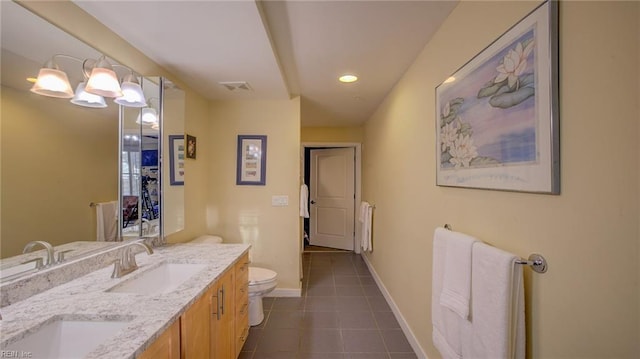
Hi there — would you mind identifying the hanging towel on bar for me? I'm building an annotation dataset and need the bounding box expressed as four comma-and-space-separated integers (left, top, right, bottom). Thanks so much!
463, 242, 525, 359
96, 201, 118, 241
432, 228, 525, 359
440, 228, 478, 320
300, 184, 310, 218
432, 227, 464, 359
359, 201, 373, 252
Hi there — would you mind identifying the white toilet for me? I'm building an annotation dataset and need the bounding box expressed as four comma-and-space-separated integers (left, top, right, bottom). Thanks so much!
247, 267, 277, 326
190, 235, 277, 326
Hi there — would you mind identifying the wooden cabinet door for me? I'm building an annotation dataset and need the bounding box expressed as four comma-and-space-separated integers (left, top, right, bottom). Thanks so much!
181, 287, 212, 359
211, 268, 235, 359
138, 320, 180, 359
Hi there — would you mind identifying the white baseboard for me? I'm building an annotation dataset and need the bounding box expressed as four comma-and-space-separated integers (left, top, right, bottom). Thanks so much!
266, 288, 302, 297
361, 254, 429, 359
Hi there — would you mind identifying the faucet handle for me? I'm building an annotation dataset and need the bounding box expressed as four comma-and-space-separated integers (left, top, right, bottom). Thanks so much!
20, 257, 44, 270
56, 250, 73, 264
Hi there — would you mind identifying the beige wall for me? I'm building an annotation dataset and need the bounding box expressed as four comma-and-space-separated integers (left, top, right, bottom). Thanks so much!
1, 86, 117, 257
363, 1, 639, 358
301, 126, 363, 143
207, 99, 302, 291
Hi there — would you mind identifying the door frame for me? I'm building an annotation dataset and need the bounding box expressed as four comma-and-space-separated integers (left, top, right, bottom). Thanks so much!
301, 142, 362, 254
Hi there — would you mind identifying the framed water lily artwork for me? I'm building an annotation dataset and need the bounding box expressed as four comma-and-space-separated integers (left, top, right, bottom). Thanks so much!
436, 0, 559, 194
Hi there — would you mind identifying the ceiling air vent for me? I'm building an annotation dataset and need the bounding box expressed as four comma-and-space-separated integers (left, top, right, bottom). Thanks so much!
218, 81, 252, 92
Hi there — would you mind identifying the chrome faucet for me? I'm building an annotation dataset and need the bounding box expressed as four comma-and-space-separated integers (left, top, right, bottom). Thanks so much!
22, 241, 55, 267
111, 241, 154, 278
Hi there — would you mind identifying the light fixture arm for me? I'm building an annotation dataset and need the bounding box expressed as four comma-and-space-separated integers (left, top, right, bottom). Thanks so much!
41, 54, 137, 80
43, 54, 84, 70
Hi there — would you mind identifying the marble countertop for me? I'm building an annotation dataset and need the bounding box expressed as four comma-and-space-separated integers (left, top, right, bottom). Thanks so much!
0, 243, 250, 358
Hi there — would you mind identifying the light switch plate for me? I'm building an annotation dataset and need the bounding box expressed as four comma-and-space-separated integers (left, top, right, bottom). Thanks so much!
271, 195, 289, 207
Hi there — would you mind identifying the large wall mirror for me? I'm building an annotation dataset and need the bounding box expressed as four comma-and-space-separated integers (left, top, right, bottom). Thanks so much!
0, 1, 185, 279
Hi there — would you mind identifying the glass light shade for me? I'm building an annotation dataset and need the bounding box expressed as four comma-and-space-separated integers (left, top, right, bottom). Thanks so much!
30, 68, 74, 98
136, 107, 158, 125
114, 81, 147, 107
85, 67, 123, 98
70, 82, 107, 108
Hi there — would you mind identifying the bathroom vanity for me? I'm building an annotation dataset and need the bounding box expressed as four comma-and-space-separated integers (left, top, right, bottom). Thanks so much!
0, 243, 250, 358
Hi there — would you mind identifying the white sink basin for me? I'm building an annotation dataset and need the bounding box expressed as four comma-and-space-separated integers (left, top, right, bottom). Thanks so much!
107, 262, 207, 294
3, 317, 130, 358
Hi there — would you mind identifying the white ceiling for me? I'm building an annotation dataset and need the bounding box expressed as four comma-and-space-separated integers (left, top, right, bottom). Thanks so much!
22, 0, 459, 126
74, 0, 458, 126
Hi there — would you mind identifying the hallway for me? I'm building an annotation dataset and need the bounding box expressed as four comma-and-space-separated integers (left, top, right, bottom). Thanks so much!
239, 252, 417, 359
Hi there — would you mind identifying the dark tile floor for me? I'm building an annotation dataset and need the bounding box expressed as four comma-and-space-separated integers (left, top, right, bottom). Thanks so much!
239, 252, 417, 359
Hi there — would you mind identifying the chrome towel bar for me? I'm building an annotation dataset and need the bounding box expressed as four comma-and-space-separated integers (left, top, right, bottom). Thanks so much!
442, 224, 548, 274
515, 254, 548, 273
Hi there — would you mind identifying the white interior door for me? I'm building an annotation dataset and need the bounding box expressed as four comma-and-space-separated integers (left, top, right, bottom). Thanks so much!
309, 148, 355, 250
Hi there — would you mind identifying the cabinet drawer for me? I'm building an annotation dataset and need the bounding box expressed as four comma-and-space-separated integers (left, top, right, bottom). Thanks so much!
236, 297, 249, 318
234, 254, 249, 281
235, 253, 249, 301
235, 311, 250, 355
235, 281, 248, 302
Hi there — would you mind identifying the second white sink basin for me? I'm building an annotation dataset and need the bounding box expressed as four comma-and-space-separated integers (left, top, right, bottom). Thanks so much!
107, 262, 207, 294
3, 317, 131, 358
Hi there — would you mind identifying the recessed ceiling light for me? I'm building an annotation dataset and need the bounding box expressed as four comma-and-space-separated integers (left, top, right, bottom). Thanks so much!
339, 74, 358, 83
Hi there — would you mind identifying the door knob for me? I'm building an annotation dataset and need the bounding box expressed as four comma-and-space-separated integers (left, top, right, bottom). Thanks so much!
310, 200, 316, 204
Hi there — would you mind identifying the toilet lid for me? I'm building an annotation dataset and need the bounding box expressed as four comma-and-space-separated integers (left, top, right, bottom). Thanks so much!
249, 267, 277, 284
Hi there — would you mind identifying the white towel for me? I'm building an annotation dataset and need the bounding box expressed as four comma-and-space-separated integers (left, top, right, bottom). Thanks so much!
359, 201, 373, 252
432, 227, 464, 359
300, 184, 310, 218
96, 201, 118, 242
359, 201, 369, 223
464, 242, 525, 359
439, 229, 478, 320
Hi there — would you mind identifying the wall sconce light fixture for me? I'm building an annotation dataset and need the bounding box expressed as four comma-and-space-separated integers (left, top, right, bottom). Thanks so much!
30, 54, 146, 109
